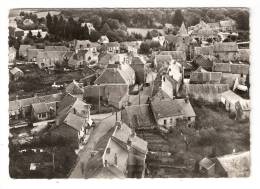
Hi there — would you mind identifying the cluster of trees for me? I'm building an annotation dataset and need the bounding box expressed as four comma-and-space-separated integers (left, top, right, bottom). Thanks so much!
45, 13, 144, 42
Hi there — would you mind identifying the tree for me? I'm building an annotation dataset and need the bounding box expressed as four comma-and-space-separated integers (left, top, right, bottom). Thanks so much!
233, 11, 249, 31
90, 15, 102, 30
89, 30, 101, 42
107, 18, 120, 30
46, 12, 53, 34
37, 31, 42, 38
172, 9, 184, 26
100, 23, 111, 35
146, 31, 152, 39
139, 42, 150, 54
27, 30, 33, 39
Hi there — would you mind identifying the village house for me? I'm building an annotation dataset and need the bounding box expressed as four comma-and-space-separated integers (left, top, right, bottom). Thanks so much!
175, 97, 196, 127
31, 102, 56, 122
23, 29, 48, 39
220, 19, 237, 33
66, 50, 86, 69
151, 91, 184, 130
9, 93, 63, 120
65, 80, 84, 99
74, 40, 100, 53
27, 48, 44, 62
79, 66, 97, 86
103, 122, 148, 178
9, 67, 24, 81
199, 151, 249, 177
36, 50, 68, 70
238, 49, 250, 64
193, 54, 216, 71
98, 35, 109, 44
220, 90, 249, 113
160, 51, 186, 63
19, 44, 33, 59
120, 41, 140, 54
213, 42, 238, 62
161, 60, 183, 98
97, 53, 115, 69
130, 56, 146, 84
154, 54, 172, 71
53, 94, 92, 148
84, 121, 148, 178
101, 42, 120, 54
194, 46, 214, 57
94, 63, 135, 86
190, 71, 222, 84
121, 104, 156, 130
9, 47, 16, 63
235, 100, 250, 121
84, 84, 129, 109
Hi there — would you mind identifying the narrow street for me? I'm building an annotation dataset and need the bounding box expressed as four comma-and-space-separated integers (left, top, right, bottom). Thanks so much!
69, 112, 120, 178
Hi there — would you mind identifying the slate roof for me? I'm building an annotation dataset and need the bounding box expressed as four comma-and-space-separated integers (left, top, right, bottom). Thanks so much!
151, 98, 184, 119
65, 80, 84, 95
160, 51, 186, 62
44, 46, 68, 51
190, 72, 222, 84
194, 54, 216, 70
123, 104, 156, 129
217, 151, 250, 177
194, 46, 214, 56
63, 112, 86, 131
32, 102, 49, 114
214, 42, 238, 52
212, 63, 249, 75
175, 99, 196, 118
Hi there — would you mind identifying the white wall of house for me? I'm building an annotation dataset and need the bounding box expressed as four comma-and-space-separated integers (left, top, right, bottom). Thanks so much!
157, 115, 184, 129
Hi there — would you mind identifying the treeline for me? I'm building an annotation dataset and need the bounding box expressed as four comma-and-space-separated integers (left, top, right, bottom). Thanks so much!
61, 8, 249, 30
45, 13, 143, 42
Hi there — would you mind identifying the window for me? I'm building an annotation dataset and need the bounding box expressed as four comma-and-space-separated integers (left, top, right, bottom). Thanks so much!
164, 119, 167, 125
170, 118, 173, 124
188, 117, 191, 121
106, 147, 110, 154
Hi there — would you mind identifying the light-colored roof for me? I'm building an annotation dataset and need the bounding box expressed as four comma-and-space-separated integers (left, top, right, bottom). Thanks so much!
217, 151, 250, 177
221, 90, 243, 104
160, 51, 186, 62
63, 112, 86, 131
151, 97, 184, 119
178, 22, 188, 36
220, 19, 236, 27
32, 102, 49, 114
10, 67, 23, 75
212, 63, 249, 75
175, 98, 196, 118
45, 46, 68, 51
199, 157, 215, 170
214, 42, 238, 52
190, 72, 222, 84
236, 100, 250, 111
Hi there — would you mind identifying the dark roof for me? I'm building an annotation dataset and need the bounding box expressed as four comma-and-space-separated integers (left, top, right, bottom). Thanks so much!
214, 42, 238, 52
194, 54, 215, 69
190, 72, 222, 84
123, 104, 156, 129
212, 63, 249, 75
151, 98, 184, 119
32, 102, 49, 114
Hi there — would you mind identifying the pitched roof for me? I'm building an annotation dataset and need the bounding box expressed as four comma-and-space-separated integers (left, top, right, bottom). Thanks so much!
63, 112, 86, 131
220, 19, 236, 27
221, 90, 244, 104
131, 56, 145, 65
217, 151, 250, 177
190, 72, 222, 84
151, 97, 184, 119
164, 34, 178, 44
178, 22, 188, 36
212, 63, 249, 75
194, 46, 214, 56
199, 157, 215, 170
10, 67, 23, 75
194, 54, 215, 69
123, 104, 156, 129
214, 42, 238, 52
238, 49, 250, 63
160, 51, 186, 62
175, 98, 196, 118
106, 42, 120, 48
32, 102, 49, 114
65, 80, 84, 95
74, 40, 91, 49
95, 64, 135, 85
44, 46, 68, 51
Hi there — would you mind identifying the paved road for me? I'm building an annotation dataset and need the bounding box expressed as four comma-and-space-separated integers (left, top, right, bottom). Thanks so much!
69, 111, 121, 178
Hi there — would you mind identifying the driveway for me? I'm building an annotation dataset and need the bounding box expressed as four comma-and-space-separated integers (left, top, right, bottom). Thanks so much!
69, 111, 121, 178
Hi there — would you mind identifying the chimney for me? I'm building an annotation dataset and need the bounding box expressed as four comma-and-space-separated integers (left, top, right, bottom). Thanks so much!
114, 153, 118, 166
127, 138, 132, 147
185, 96, 189, 103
